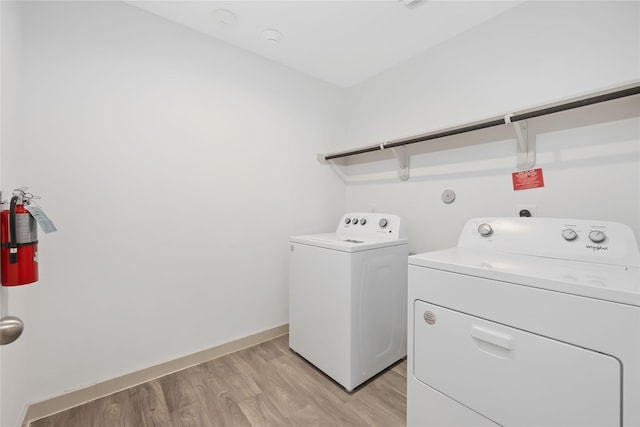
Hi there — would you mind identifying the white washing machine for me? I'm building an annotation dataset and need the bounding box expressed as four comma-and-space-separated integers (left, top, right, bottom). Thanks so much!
289, 213, 408, 391
407, 217, 640, 427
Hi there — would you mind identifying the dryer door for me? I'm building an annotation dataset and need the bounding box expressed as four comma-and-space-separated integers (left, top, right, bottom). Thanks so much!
413, 300, 621, 427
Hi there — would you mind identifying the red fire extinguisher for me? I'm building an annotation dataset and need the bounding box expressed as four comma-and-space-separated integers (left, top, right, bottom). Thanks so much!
1, 191, 38, 286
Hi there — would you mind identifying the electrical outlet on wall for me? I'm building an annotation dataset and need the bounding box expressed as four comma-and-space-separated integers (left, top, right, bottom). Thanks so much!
516, 204, 538, 217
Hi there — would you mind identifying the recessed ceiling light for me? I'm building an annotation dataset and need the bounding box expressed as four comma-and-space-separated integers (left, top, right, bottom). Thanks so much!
212, 9, 237, 28
262, 29, 283, 47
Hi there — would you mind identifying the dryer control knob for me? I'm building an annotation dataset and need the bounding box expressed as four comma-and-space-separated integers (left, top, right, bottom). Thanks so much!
562, 229, 578, 241
379, 218, 388, 228
589, 230, 606, 243
345, 218, 351, 225
353, 218, 359, 225
360, 218, 367, 225
478, 223, 493, 237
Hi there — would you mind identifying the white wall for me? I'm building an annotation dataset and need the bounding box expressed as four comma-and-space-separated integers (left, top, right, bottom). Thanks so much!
344, 0, 640, 254
0, 2, 31, 426
14, 0, 345, 416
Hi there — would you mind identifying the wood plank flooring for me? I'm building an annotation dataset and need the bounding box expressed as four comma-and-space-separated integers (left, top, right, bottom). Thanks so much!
30, 334, 407, 427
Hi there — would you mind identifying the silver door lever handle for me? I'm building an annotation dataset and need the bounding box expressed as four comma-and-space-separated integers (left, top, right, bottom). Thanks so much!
0, 316, 24, 345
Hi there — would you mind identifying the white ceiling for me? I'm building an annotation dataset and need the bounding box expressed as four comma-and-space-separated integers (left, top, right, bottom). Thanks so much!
126, 1, 523, 88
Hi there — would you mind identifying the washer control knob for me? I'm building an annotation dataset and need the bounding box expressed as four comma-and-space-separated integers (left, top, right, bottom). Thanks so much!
478, 223, 493, 237
379, 218, 388, 228
589, 230, 606, 243
345, 218, 351, 225
360, 218, 367, 226
562, 229, 578, 241
353, 218, 359, 225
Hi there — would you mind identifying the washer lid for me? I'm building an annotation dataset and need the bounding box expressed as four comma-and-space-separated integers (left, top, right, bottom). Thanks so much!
409, 248, 640, 307
290, 233, 408, 252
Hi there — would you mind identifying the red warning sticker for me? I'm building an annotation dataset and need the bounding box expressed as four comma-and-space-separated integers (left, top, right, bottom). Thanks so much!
512, 168, 544, 191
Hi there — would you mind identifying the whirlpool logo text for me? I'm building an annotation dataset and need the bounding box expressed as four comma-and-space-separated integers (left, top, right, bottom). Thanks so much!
585, 244, 608, 251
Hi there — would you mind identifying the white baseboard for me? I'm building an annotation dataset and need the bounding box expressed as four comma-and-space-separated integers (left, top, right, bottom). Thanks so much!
23, 324, 289, 426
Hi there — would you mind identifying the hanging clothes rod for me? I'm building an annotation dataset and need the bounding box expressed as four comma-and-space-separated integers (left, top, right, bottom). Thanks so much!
324, 83, 640, 161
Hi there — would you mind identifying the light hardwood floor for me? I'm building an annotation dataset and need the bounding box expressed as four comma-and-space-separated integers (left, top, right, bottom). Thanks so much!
30, 334, 407, 427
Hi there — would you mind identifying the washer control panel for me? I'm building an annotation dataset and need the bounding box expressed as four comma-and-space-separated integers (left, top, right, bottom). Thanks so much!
459, 217, 640, 267
337, 213, 406, 240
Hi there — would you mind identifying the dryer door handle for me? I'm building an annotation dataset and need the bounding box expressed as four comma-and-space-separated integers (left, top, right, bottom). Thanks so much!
471, 325, 515, 350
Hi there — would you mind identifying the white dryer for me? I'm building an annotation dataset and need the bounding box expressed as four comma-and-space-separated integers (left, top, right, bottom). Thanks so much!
289, 213, 408, 391
408, 217, 640, 426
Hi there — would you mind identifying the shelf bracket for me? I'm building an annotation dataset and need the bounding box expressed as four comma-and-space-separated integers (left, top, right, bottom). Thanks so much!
389, 146, 410, 181
515, 120, 535, 170
505, 114, 535, 170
